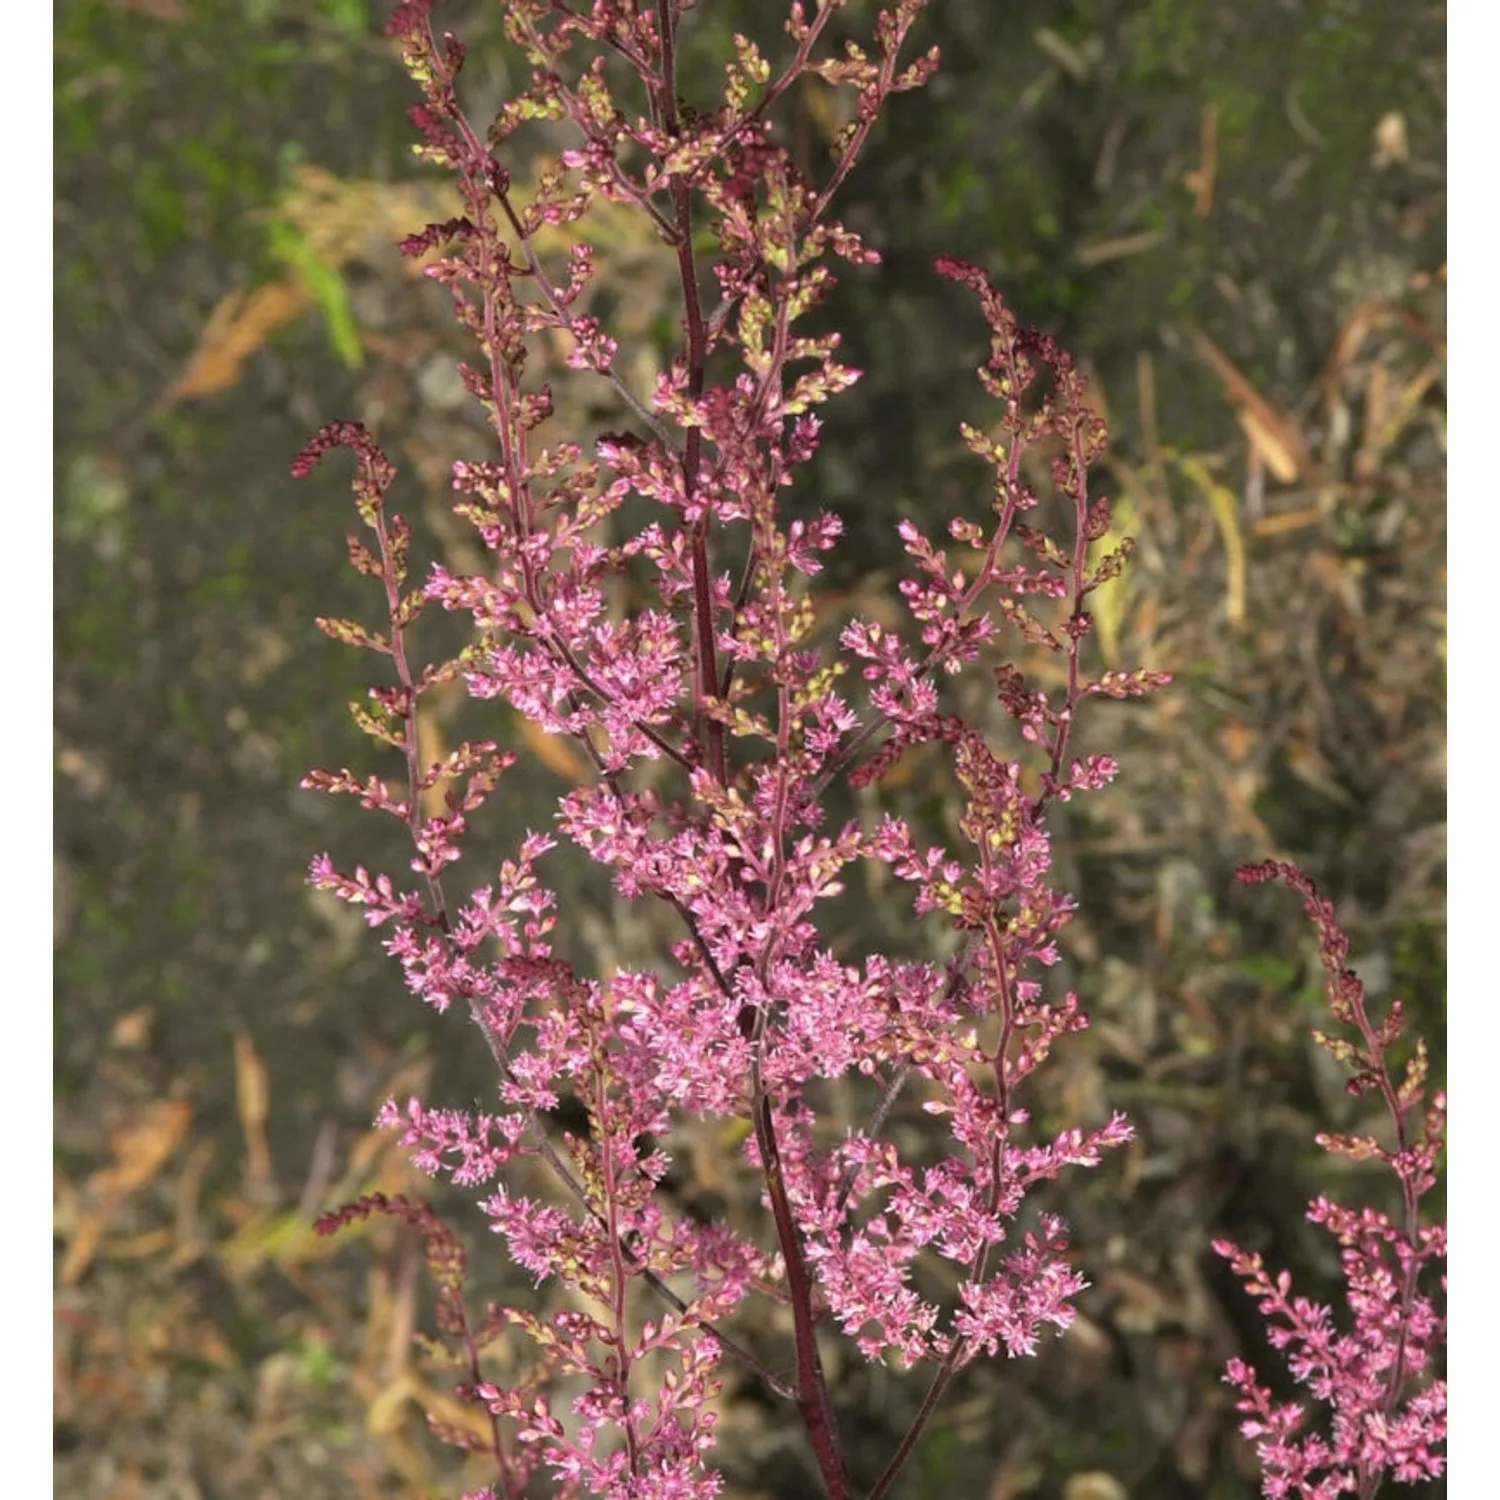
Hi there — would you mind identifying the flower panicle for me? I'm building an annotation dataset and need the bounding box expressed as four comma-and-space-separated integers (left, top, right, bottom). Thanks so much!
1215, 865, 1446, 1499
277, 5, 1369, 1500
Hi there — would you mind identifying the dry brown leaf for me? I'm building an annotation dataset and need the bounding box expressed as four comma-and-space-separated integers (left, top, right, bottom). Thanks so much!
101, 1227, 175, 1261
365, 1370, 417, 1438
1207, 759, 1275, 849
1079, 357, 1111, 429
275, 157, 666, 274
325, 1098, 432, 1214
1074, 228, 1166, 268
1063, 1473, 1128, 1500
795, 73, 859, 155
54, 1305, 89, 1423
343, 1458, 399, 1500
1216, 718, 1256, 763
1307, 548, 1365, 618
1377, 358, 1445, 453
271, 163, 457, 271
409, 1373, 497, 1445
170, 1136, 216, 1270
1174, 452, 1247, 625
1034, 26, 1092, 81
1355, 360, 1389, 479
1187, 326, 1305, 483
108, 1006, 154, 1049
234, 1030, 278, 1199
414, 697, 452, 820
156, 281, 307, 412
1371, 111, 1410, 169
58, 1209, 106, 1288
356, 1254, 398, 1379
1182, 101, 1219, 218
1238, 405, 1303, 486
1320, 296, 1391, 396
57, 1097, 193, 1284
1283, 733, 1354, 806
1250, 503, 1326, 538
517, 715, 594, 783
99, 1097, 194, 1197
1100, 1265, 1177, 1334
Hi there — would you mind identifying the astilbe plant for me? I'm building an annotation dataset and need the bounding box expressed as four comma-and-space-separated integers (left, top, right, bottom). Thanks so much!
1214, 863, 1446, 1500
289, 3, 1441, 1498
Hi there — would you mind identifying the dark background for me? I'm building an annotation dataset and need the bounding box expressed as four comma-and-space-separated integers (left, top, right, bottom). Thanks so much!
55, 2, 1445, 1496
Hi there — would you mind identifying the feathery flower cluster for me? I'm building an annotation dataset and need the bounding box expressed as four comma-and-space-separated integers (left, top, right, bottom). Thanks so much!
1214, 863, 1446, 1499
293, 5, 1439, 1498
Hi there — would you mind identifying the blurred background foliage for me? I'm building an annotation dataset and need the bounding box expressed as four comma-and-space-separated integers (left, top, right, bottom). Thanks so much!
56, 2, 1444, 1497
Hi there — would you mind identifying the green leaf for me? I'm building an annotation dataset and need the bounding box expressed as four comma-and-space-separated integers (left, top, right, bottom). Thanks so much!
265, 217, 364, 370
321, 0, 368, 37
